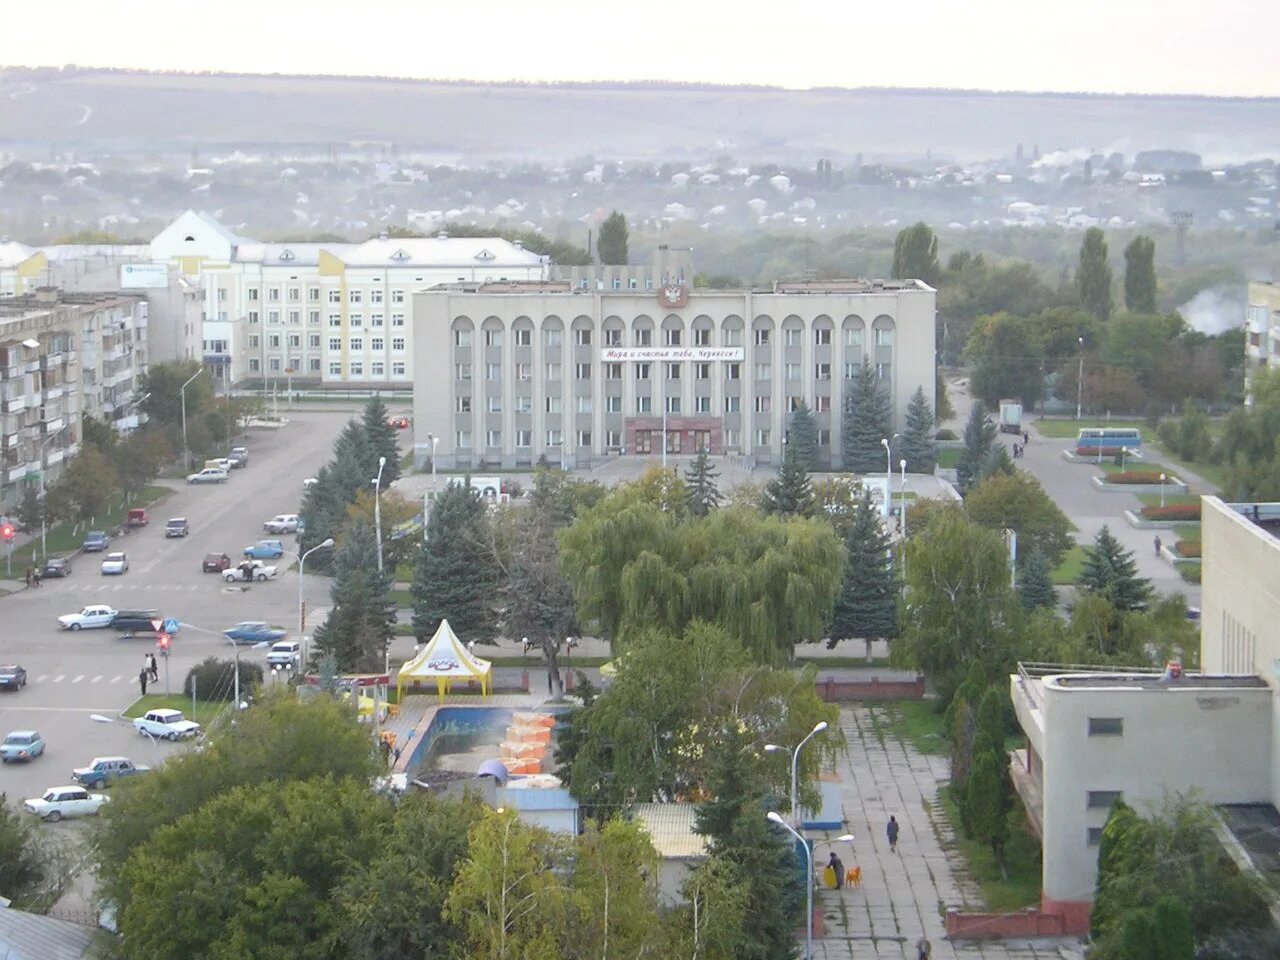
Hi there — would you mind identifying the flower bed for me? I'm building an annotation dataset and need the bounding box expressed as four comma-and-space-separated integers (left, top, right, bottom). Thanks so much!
1075, 446, 1134, 458
1174, 541, 1202, 558
1140, 504, 1201, 521
1105, 471, 1168, 484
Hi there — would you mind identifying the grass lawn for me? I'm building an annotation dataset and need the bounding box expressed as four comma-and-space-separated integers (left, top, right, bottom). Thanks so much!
388, 588, 413, 607
1136, 493, 1200, 508
937, 448, 962, 469
876, 700, 949, 756
935, 787, 1041, 911
1151, 451, 1228, 492
1052, 545, 1087, 585
1099, 460, 1169, 476
795, 655, 892, 669
122, 694, 226, 727
1032, 419, 1149, 441
1179, 564, 1202, 584
1173, 524, 1202, 543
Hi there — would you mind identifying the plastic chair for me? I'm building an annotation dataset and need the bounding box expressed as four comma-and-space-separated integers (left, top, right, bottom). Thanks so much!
846, 866, 862, 888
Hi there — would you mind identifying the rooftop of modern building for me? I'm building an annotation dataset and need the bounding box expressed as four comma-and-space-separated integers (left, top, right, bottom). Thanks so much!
771, 278, 934, 294
0, 289, 143, 316
1017, 661, 1269, 693
1221, 501, 1280, 541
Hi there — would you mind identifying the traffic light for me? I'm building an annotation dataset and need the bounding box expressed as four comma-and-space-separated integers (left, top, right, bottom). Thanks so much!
1, 524, 13, 543
157, 633, 171, 655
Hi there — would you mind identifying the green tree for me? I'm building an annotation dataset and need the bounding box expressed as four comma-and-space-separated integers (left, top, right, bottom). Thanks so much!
81, 413, 119, 454
965, 747, 1011, 877
361, 395, 403, 485
955, 403, 998, 495
684, 448, 723, 518
1016, 546, 1057, 610
964, 470, 1073, 565
662, 857, 751, 960
1077, 525, 1150, 612
52, 445, 118, 522
1123, 235, 1158, 314
828, 488, 898, 647
1078, 227, 1114, 321
567, 818, 662, 960
138, 359, 213, 430
115, 427, 171, 501
899, 386, 937, 472
491, 499, 578, 663
786, 399, 819, 470
0, 795, 72, 910
1119, 906, 1159, 960
967, 312, 1046, 408
14, 487, 46, 536
891, 222, 940, 286
761, 443, 815, 517
841, 359, 892, 473
1092, 799, 1139, 939
411, 481, 499, 644
597, 210, 630, 265
311, 518, 396, 671
935, 370, 955, 422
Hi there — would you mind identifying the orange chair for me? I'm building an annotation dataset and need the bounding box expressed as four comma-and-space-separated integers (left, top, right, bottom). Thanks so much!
846, 866, 862, 889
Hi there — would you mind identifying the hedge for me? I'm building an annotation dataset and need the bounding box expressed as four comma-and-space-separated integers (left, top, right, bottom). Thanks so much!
1179, 565, 1202, 584
1105, 471, 1168, 484
1141, 504, 1201, 521
1174, 541, 1202, 558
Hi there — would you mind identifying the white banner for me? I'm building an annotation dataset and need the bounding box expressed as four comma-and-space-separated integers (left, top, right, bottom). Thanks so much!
600, 347, 744, 362
119, 263, 169, 289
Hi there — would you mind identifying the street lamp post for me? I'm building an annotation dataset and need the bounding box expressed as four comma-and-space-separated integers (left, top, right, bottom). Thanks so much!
899, 457, 908, 575
373, 455, 387, 575
424, 434, 439, 538
36, 425, 68, 561
228, 638, 270, 711
298, 538, 335, 671
765, 720, 829, 827
767, 812, 814, 960
1076, 337, 1085, 421
1160, 472, 1167, 509
180, 367, 208, 471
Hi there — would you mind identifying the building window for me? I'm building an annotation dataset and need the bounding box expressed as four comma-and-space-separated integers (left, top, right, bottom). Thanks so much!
510, 395, 528, 414
875, 328, 894, 347
248, 311, 260, 323
456, 430, 472, 448
546, 329, 563, 348
328, 362, 340, 376
516, 429, 532, 448
268, 310, 280, 324
371, 362, 384, 376
725, 396, 740, 413
516, 363, 532, 381
392, 313, 405, 327
328, 290, 342, 304
248, 288, 260, 301
636, 396, 652, 414
754, 328, 771, 346
308, 310, 320, 324
635, 362, 651, 380
370, 290, 384, 304
577, 429, 592, 447
268, 334, 281, 348
664, 328, 682, 347
392, 362, 405, 376
815, 363, 831, 381
725, 428, 739, 447
876, 362, 891, 380
604, 329, 622, 347
724, 328, 742, 347
349, 290, 362, 304
266, 288, 279, 302
288, 288, 300, 302
816, 396, 831, 413
312, 358, 323, 372
755, 396, 771, 413
606, 429, 622, 448
486, 429, 501, 447
635, 329, 652, 347
545, 397, 561, 414
546, 362, 561, 381
606, 395, 622, 413
457, 396, 472, 413
785, 363, 800, 381
371, 313, 384, 327
546, 429, 563, 447
755, 428, 771, 446
308, 286, 320, 302
666, 396, 681, 414
605, 363, 623, 380
1088, 791, 1124, 809
392, 338, 405, 352
309, 335, 321, 347
788, 396, 803, 412
576, 396, 593, 414
455, 329, 472, 347
846, 328, 863, 347
515, 328, 531, 346
818, 429, 830, 446
456, 363, 471, 381
1087, 827, 1104, 847
785, 328, 801, 347
487, 396, 503, 413
350, 338, 363, 351
725, 363, 741, 380
693, 328, 711, 346
329, 314, 341, 327
576, 362, 592, 380
371, 338, 384, 352
392, 290, 405, 304
486, 363, 501, 381
754, 363, 771, 380
666, 362, 681, 380
695, 395, 711, 413
269, 358, 281, 372
328, 338, 341, 351
844, 362, 859, 379
485, 329, 503, 347
1088, 718, 1124, 737
575, 329, 592, 347
350, 313, 363, 327
248, 335, 260, 349
349, 362, 363, 376
815, 328, 832, 346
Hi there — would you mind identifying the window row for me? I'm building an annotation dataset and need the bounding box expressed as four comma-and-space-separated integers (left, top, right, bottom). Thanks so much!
454, 361, 890, 382
451, 326, 894, 349
455, 393, 839, 416
324, 362, 407, 377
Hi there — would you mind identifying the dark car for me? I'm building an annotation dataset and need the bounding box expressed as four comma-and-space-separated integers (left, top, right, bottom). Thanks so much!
0, 666, 27, 691
82, 531, 109, 552
41, 557, 71, 579
229, 446, 249, 468
202, 552, 231, 574
111, 609, 161, 634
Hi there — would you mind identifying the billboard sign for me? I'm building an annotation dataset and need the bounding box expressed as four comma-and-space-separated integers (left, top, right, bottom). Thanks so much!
601, 347, 744, 363
119, 263, 169, 289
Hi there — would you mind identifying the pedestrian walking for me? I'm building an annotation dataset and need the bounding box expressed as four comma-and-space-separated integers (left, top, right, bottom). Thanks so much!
916, 936, 931, 960
1022, 430, 1030, 445
148, 653, 159, 683
23, 567, 32, 590
887, 815, 900, 853
1154, 535, 1163, 558
138, 668, 149, 696
828, 851, 845, 889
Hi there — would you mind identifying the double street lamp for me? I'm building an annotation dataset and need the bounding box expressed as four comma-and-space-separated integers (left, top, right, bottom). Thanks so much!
298, 538, 335, 671
372, 455, 387, 574
764, 813, 855, 960
765, 720, 829, 827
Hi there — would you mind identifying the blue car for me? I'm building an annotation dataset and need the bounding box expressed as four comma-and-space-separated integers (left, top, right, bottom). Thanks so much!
82, 531, 110, 552
1, 730, 45, 763
223, 621, 288, 646
243, 540, 285, 560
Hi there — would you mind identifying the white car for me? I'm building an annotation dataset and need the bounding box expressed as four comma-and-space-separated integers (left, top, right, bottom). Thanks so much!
24, 786, 109, 822
186, 467, 228, 484
267, 639, 301, 669
263, 514, 300, 534
133, 709, 200, 741
100, 552, 129, 576
302, 478, 318, 488
58, 605, 118, 631
222, 560, 279, 583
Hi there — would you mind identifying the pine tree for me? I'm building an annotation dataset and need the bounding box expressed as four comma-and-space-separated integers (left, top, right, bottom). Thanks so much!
683, 448, 723, 518
955, 403, 998, 494
1077, 227, 1114, 321
1018, 546, 1057, 610
761, 443, 814, 517
841, 359, 892, 473
979, 445, 1016, 484
310, 519, 395, 672
899, 386, 937, 473
411, 481, 499, 643
597, 210, 629, 265
1123, 235, 1157, 314
787, 400, 819, 470
828, 489, 898, 645
361, 395, 402, 484
1077, 525, 1151, 612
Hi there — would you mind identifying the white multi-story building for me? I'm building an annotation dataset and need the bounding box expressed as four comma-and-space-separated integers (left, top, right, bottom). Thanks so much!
1245, 280, 1280, 402
412, 277, 936, 469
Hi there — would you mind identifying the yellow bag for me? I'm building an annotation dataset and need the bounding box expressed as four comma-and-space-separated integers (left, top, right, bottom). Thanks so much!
822, 866, 837, 888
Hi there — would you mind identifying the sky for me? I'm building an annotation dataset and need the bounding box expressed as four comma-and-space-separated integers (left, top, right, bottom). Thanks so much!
0, 0, 1275, 98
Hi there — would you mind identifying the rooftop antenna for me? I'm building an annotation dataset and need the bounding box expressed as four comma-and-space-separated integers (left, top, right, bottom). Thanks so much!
1170, 211, 1193, 266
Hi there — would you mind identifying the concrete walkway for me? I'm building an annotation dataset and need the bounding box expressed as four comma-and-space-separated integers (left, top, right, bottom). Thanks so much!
811, 705, 1083, 960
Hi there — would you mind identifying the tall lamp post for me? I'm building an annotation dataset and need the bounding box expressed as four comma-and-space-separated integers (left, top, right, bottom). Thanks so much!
767, 812, 814, 960
424, 433, 440, 537
1159, 472, 1167, 509
765, 720, 829, 827
880, 434, 898, 521
373, 455, 387, 574
37, 425, 68, 561
226, 637, 270, 710
180, 367, 208, 471
1075, 336, 1085, 421
299, 538, 335, 671
899, 457, 908, 575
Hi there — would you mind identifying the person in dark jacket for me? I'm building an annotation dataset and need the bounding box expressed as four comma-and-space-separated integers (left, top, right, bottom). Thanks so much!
887, 815, 900, 853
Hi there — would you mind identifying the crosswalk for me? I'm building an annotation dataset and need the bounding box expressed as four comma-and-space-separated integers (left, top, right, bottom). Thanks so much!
36, 674, 130, 685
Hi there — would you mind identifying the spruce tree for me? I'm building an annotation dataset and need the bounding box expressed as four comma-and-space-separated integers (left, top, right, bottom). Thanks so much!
828, 488, 898, 646
1077, 525, 1150, 612
1018, 546, 1057, 610
683, 448, 723, 518
761, 443, 814, 517
361, 395, 402, 484
787, 400, 819, 471
841, 359, 892, 473
310, 519, 395, 672
1077, 227, 1114, 321
411, 481, 499, 643
597, 210, 629, 265
900, 386, 937, 473
955, 403, 998, 494
1123, 235, 1157, 314
979, 445, 1016, 484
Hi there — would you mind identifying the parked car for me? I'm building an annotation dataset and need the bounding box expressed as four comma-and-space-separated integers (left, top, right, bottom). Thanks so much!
223, 560, 278, 583
302, 477, 319, 488
267, 639, 302, 668
82, 531, 110, 552
224, 621, 288, 645
229, 446, 249, 468
0, 665, 28, 691
24, 786, 108, 821
134, 709, 199, 741
243, 540, 285, 560
100, 552, 129, 576
1, 731, 45, 763
164, 518, 190, 538
202, 552, 232, 573
41, 557, 71, 579
387, 417, 410, 429
186, 467, 228, 484
71, 756, 150, 789
58, 605, 117, 631
125, 508, 149, 528
263, 514, 299, 534
110, 609, 161, 634
205, 458, 234, 472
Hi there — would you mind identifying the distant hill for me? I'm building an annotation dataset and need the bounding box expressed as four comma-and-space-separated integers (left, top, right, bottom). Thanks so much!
3, 67, 1280, 163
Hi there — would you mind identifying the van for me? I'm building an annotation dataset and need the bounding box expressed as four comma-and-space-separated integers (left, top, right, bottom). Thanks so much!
267, 640, 301, 669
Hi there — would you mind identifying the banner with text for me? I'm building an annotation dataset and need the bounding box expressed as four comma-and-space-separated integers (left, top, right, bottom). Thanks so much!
600, 347, 744, 362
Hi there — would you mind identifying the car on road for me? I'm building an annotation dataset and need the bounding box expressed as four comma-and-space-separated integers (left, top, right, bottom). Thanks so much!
111, 609, 161, 634
229, 446, 249, 468
164, 518, 190, 538
223, 560, 279, 583
202, 552, 231, 573
58, 605, 117, 631
125, 508, 149, 528
1, 731, 45, 763
134, 709, 200, 741
267, 639, 302, 668
100, 552, 129, 576
243, 539, 285, 560
302, 477, 318, 488
186, 467, 228, 484
24, 786, 108, 821
262, 514, 299, 534
0, 665, 28, 691
224, 621, 288, 645
41, 557, 71, 579
71, 756, 150, 789
82, 531, 110, 552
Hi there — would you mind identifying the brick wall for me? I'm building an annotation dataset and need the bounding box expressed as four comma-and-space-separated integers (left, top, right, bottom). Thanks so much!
944, 909, 1073, 938
815, 677, 926, 701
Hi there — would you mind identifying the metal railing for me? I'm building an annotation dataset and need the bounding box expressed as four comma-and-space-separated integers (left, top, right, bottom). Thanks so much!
1016, 660, 1163, 709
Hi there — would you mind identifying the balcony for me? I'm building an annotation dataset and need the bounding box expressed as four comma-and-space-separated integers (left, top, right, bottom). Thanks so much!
1009, 749, 1044, 840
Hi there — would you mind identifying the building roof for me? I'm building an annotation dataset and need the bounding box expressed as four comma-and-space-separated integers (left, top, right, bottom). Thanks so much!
339, 236, 546, 269
233, 243, 352, 266
0, 908, 105, 960
0, 241, 38, 268
632, 803, 707, 859
1046, 674, 1268, 691
38, 245, 149, 262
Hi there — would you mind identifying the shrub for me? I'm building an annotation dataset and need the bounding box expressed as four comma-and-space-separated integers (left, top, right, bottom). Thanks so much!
1105, 471, 1167, 484
1179, 565, 1202, 584
1140, 504, 1201, 521
1174, 541, 1202, 558
1075, 446, 1138, 458
936, 428, 958, 441
183, 657, 264, 701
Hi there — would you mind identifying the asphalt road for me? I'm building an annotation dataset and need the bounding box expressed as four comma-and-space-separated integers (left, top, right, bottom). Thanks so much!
0, 409, 375, 810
